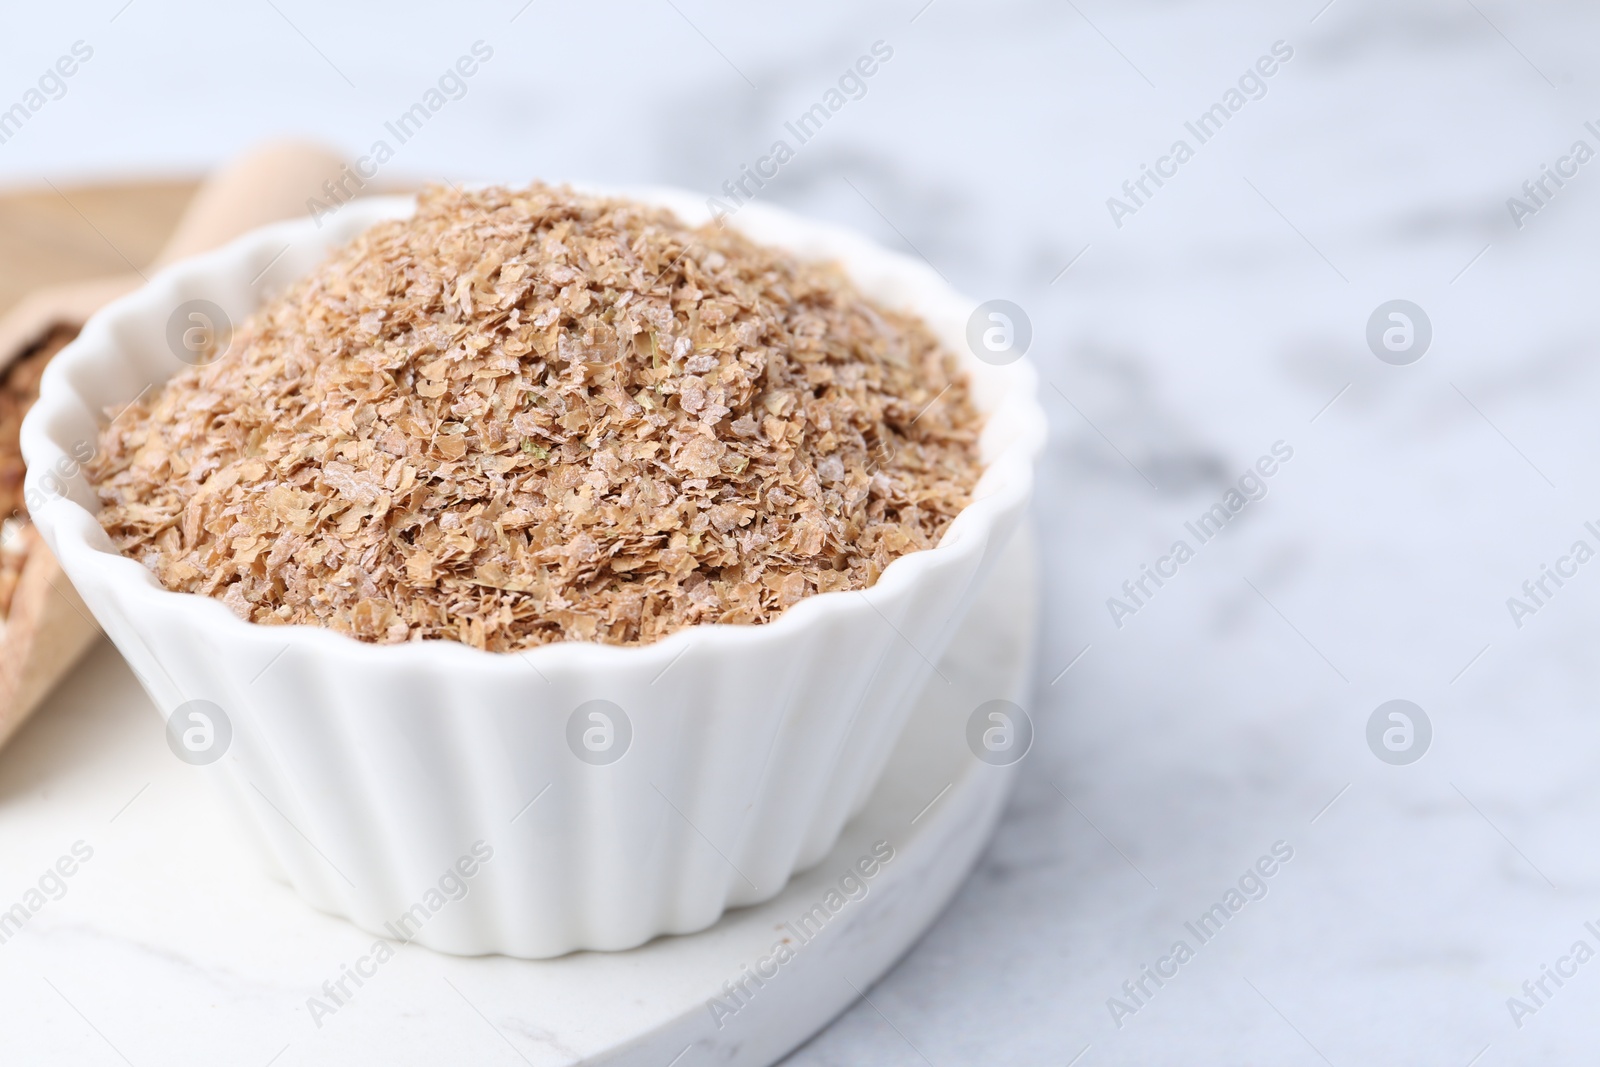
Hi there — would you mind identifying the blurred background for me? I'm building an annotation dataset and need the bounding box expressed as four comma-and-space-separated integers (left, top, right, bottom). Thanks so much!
4, 0, 1600, 1063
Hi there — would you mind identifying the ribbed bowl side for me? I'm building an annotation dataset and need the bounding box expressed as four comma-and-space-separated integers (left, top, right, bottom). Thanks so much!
72, 518, 1007, 956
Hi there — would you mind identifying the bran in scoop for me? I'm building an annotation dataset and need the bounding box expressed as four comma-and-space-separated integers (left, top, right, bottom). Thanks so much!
0, 324, 78, 616
89, 184, 983, 651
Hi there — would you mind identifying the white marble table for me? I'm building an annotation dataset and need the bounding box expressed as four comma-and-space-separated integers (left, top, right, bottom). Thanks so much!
4, 0, 1600, 1063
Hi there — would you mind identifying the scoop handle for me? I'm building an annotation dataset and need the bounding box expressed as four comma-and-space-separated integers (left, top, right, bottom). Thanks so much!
150, 140, 349, 268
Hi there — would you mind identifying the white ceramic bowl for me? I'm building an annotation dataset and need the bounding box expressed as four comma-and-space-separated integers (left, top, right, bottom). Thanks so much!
21, 188, 1046, 957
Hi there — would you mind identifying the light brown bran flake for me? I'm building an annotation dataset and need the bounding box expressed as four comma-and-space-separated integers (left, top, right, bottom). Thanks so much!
89, 183, 983, 651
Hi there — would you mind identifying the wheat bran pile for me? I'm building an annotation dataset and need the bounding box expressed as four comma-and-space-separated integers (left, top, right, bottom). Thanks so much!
0, 324, 77, 616
89, 183, 983, 650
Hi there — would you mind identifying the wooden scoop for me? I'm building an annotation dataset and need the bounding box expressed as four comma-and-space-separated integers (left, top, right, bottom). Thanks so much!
0, 142, 349, 749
